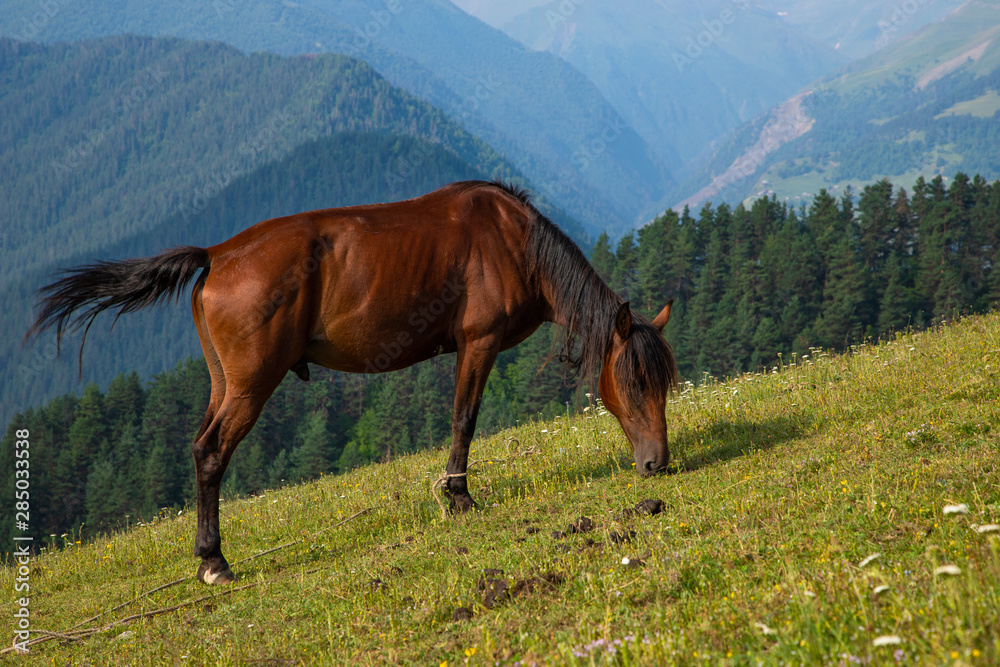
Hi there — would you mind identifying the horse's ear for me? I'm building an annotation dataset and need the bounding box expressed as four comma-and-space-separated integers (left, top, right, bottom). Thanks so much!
614, 301, 632, 341
652, 299, 674, 332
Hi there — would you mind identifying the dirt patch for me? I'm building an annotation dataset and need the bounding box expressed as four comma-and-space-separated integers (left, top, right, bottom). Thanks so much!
568, 516, 595, 534
452, 606, 473, 622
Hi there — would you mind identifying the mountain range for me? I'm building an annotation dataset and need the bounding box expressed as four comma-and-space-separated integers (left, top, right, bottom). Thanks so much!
3, 0, 1000, 429
676, 0, 1000, 209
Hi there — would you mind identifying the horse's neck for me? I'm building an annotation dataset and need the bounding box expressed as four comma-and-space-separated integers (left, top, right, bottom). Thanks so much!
542, 270, 620, 336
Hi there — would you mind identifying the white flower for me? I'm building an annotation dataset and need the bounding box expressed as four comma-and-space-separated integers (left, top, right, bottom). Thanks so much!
621, 557, 630, 565
934, 565, 961, 577
975, 524, 1000, 534
872, 635, 901, 647
754, 622, 775, 635
873, 585, 890, 596
858, 553, 881, 568
943, 504, 969, 515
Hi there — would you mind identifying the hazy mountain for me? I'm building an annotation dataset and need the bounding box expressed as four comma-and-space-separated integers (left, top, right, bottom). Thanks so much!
676, 0, 1000, 210
0, 35, 578, 426
0, 0, 671, 232
761, 0, 967, 59
451, 0, 845, 214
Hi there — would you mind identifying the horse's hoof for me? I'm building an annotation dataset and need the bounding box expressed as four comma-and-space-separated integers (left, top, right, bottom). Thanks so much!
449, 494, 477, 514
197, 561, 237, 585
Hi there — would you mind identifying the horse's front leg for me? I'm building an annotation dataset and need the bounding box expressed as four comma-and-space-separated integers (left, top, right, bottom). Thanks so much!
445, 336, 501, 512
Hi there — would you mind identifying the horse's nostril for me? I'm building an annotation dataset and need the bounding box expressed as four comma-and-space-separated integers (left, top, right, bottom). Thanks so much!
643, 460, 657, 474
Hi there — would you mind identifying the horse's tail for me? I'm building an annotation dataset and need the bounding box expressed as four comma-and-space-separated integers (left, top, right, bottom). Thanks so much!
24, 246, 211, 364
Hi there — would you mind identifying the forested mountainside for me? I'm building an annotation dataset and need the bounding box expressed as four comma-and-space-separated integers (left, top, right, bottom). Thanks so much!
0, 0, 668, 232
678, 0, 1000, 208
2, 35, 590, 428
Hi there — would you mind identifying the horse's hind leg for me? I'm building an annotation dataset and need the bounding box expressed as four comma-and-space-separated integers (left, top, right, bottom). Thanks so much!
193, 279, 225, 440
191, 387, 275, 584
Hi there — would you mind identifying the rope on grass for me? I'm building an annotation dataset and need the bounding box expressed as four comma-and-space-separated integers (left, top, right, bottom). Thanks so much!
2, 508, 373, 656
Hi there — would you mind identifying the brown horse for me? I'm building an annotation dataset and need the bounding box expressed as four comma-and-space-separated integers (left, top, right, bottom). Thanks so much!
26, 180, 678, 584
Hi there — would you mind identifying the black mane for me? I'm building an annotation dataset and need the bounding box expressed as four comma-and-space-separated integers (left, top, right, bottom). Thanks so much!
482, 181, 678, 405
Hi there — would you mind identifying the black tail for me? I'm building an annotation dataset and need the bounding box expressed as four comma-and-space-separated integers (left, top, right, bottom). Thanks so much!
24, 246, 211, 367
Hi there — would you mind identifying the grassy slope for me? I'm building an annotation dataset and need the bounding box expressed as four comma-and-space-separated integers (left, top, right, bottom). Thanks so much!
4, 313, 1000, 665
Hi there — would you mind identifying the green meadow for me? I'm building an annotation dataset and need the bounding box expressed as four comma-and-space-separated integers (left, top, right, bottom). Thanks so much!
4, 312, 999, 665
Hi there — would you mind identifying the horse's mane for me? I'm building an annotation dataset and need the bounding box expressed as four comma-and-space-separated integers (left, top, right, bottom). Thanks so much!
464, 181, 678, 406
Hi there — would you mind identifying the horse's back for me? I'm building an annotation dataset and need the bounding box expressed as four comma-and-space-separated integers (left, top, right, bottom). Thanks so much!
199, 181, 544, 373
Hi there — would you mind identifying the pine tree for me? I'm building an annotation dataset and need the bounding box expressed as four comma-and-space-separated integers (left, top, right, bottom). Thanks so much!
811, 234, 868, 349
589, 232, 616, 284
290, 411, 334, 480
877, 252, 913, 335
611, 232, 637, 301
84, 457, 122, 534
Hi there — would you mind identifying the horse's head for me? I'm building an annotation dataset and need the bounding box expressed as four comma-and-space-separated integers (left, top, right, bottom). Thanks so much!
598, 300, 677, 476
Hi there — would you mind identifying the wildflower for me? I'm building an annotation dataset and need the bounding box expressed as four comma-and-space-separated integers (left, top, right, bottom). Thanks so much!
621, 557, 630, 565
872, 635, 901, 647
975, 524, 999, 534
933, 565, 961, 577
858, 553, 881, 568
943, 504, 969, 515
873, 585, 889, 596
755, 622, 775, 635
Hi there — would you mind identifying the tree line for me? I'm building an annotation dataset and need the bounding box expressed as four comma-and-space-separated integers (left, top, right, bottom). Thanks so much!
3, 173, 998, 544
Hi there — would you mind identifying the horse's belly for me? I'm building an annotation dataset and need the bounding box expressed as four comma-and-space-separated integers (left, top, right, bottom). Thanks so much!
303, 319, 456, 374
